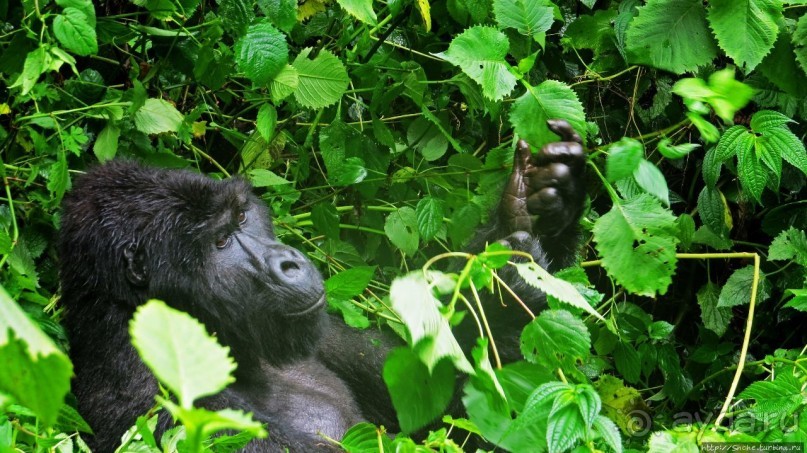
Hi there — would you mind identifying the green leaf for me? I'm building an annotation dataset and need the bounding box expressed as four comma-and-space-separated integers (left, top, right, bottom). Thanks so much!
697, 186, 732, 237
625, 0, 718, 74
768, 227, 807, 266
633, 159, 669, 206
340, 422, 393, 452
385, 207, 419, 257
234, 21, 289, 86
436, 26, 517, 101
164, 403, 266, 445
383, 345, 455, 434
269, 64, 299, 103
94, 123, 120, 162
415, 196, 445, 242
388, 272, 472, 373
738, 371, 803, 425
716, 266, 771, 308
592, 194, 679, 297
47, 152, 70, 201
672, 68, 755, 123
11, 46, 47, 95
795, 14, 807, 75
257, 0, 298, 33
311, 202, 340, 239
134, 98, 184, 134
53, 8, 98, 56
546, 403, 585, 453
707, 0, 782, 72
749, 109, 793, 131
764, 126, 807, 177
687, 111, 720, 143
697, 281, 732, 336
520, 310, 590, 371
247, 169, 291, 187
510, 80, 587, 149
715, 125, 752, 162
736, 133, 767, 204
0, 285, 73, 426
291, 48, 350, 109
492, 0, 554, 41
657, 138, 699, 160
593, 415, 623, 453
256, 104, 277, 142
614, 343, 641, 384
130, 300, 236, 408
325, 266, 376, 300
336, 0, 377, 25
514, 262, 604, 321
606, 138, 643, 182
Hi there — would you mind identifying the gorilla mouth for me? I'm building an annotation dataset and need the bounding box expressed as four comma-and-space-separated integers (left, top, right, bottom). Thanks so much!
286, 294, 326, 317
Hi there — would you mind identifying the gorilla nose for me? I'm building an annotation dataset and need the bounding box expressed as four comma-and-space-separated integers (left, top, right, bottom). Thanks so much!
267, 247, 309, 282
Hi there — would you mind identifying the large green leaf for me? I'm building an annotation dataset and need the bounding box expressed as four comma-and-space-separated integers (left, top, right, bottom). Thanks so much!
436, 26, 517, 101
415, 196, 445, 242
336, 0, 377, 25
384, 207, 420, 257
510, 80, 586, 149
130, 300, 236, 408
134, 98, 184, 134
291, 48, 350, 109
707, 0, 782, 72
626, 0, 717, 74
716, 266, 771, 308
520, 309, 591, 372
794, 14, 807, 76
388, 272, 472, 373
53, 8, 98, 56
697, 282, 732, 337
592, 194, 679, 296
514, 262, 604, 321
492, 0, 554, 41
0, 285, 72, 426
234, 21, 289, 85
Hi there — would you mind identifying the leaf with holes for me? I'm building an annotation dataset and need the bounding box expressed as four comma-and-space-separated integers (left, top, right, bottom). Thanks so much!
385, 207, 420, 257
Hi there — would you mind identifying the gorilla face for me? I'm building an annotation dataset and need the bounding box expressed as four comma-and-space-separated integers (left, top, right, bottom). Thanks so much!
60, 161, 326, 367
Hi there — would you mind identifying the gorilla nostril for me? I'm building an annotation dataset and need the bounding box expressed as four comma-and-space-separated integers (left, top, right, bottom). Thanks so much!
281, 260, 300, 275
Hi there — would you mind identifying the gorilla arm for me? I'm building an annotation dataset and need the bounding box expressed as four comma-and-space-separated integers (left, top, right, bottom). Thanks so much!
318, 119, 587, 429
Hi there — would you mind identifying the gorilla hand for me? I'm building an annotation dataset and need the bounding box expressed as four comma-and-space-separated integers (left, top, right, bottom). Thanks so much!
500, 119, 586, 238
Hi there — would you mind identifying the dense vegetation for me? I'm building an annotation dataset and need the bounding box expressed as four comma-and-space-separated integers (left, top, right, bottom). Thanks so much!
1, 0, 807, 451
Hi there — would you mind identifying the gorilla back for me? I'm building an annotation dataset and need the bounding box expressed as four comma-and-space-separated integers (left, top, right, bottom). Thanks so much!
59, 161, 363, 451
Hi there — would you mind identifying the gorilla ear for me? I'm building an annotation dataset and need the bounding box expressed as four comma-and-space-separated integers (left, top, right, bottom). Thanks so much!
124, 244, 148, 287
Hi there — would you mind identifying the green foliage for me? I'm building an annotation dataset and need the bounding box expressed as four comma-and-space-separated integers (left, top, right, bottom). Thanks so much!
2, 0, 807, 450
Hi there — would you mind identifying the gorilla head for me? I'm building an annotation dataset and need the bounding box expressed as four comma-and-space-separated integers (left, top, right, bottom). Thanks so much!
60, 161, 325, 368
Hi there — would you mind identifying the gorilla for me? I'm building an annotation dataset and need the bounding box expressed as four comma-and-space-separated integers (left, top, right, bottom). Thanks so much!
58, 120, 586, 451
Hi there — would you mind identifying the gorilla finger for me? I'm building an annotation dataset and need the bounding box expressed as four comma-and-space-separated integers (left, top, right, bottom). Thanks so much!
526, 188, 563, 213
547, 119, 582, 144
536, 142, 585, 167
513, 139, 533, 174
526, 163, 571, 190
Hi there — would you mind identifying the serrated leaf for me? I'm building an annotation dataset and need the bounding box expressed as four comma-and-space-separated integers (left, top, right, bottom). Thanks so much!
716, 265, 771, 308
134, 99, 184, 134
291, 48, 350, 109
258, 0, 298, 32
416, 196, 444, 242
510, 80, 587, 149
592, 194, 679, 297
764, 127, 807, 176
53, 8, 98, 56
697, 282, 732, 336
714, 125, 752, 162
0, 285, 73, 426
493, 0, 554, 41
436, 26, 517, 101
325, 266, 376, 300
256, 104, 277, 142
130, 300, 236, 408
336, 0, 377, 25
707, 0, 781, 72
546, 403, 585, 453
593, 415, 623, 453
606, 138, 643, 182
270, 64, 299, 103
633, 159, 669, 206
234, 21, 289, 85
626, 0, 717, 74
247, 169, 290, 187
385, 207, 420, 257
94, 123, 119, 162
697, 186, 731, 237
768, 227, 807, 266
736, 135, 767, 204
11, 46, 47, 96
614, 343, 641, 384
388, 272, 472, 373
520, 309, 591, 371
514, 262, 604, 321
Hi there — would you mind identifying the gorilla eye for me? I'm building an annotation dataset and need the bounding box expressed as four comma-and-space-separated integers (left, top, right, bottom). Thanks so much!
216, 235, 231, 249
238, 210, 247, 225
